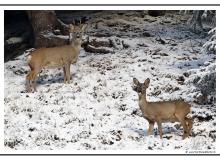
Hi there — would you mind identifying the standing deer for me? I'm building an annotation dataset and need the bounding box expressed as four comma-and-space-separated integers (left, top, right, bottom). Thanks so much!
132, 78, 192, 139
26, 23, 87, 92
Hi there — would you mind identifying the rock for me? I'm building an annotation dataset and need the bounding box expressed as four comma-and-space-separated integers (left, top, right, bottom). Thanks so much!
87, 38, 113, 48
28, 127, 36, 132
171, 43, 178, 46
160, 53, 169, 56
152, 48, 162, 55
138, 43, 149, 47
148, 10, 166, 17
131, 109, 142, 116
131, 109, 138, 115
122, 40, 130, 49
177, 76, 185, 85
148, 146, 153, 150
174, 124, 181, 130
193, 93, 208, 104
193, 114, 213, 122
163, 19, 172, 23
163, 135, 172, 139
183, 72, 190, 77
155, 37, 166, 44
84, 44, 114, 54
138, 59, 147, 62
143, 32, 151, 37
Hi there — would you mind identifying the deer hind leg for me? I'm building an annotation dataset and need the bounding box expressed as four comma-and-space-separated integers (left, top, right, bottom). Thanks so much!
185, 117, 193, 136
147, 121, 155, 136
176, 114, 188, 139
175, 109, 192, 139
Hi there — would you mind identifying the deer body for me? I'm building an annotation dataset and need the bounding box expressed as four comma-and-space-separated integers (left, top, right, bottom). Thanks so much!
26, 24, 87, 92
133, 78, 192, 139
27, 45, 80, 69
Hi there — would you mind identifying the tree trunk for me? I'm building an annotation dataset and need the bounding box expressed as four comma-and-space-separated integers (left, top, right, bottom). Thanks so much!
27, 10, 70, 48
4, 10, 33, 62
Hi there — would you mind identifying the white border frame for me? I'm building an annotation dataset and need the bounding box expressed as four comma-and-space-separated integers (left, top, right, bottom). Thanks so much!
1, 4, 219, 155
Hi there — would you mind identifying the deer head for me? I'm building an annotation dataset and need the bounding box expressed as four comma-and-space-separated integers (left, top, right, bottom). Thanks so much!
133, 78, 150, 95
69, 23, 87, 46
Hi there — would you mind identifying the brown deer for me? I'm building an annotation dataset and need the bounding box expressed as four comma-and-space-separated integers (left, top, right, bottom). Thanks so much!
132, 78, 192, 139
26, 23, 87, 92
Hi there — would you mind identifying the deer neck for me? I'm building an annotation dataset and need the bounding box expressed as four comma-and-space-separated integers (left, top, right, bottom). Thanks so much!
70, 40, 81, 52
138, 92, 148, 112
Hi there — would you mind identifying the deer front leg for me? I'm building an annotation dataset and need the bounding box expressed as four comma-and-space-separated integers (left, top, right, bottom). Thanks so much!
26, 70, 39, 92
63, 63, 71, 84
147, 121, 155, 136
26, 79, 32, 93
26, 81, 32, 92
157, 121, 163, 139
65, 63, 71, 84
32, 71, 39, 92
26, 71, 34, 92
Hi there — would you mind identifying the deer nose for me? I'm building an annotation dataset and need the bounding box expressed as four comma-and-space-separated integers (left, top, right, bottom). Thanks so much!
76, 34, 80, 38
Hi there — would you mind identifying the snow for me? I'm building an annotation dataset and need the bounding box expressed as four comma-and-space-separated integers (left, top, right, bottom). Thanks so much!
4, 11, 216, 151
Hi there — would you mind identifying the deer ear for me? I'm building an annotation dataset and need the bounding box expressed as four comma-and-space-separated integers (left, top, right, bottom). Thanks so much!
81, 24, 87, 32
133, 78, 140, 85
69, 24, 74, 32
144, 78, 150, 86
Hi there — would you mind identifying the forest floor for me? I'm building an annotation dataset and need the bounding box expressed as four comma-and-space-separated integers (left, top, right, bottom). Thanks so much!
4, 11, 216, 151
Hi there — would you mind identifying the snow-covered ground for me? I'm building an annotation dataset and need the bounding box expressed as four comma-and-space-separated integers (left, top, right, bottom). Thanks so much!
4, 11, 216, 150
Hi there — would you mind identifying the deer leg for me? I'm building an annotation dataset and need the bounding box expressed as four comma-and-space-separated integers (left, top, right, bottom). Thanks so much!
27, 81, 32, 92
65, 63, 71, 84
26, 71, 36, 92
33, 80, 37, 92
175, 113, 188, 139
157, 121, 163, 139
26, 73, 32, 92
185, 117, 193, 136
26, 79, 31, 92
180, 119, 188, 139
63, 67, 67, 83
32, 71, 39, 92
147, 121, 155, 136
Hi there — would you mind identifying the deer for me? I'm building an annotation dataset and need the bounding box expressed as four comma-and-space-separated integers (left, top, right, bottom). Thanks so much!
132, 78, 193, 139
26, 23, 87, 92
